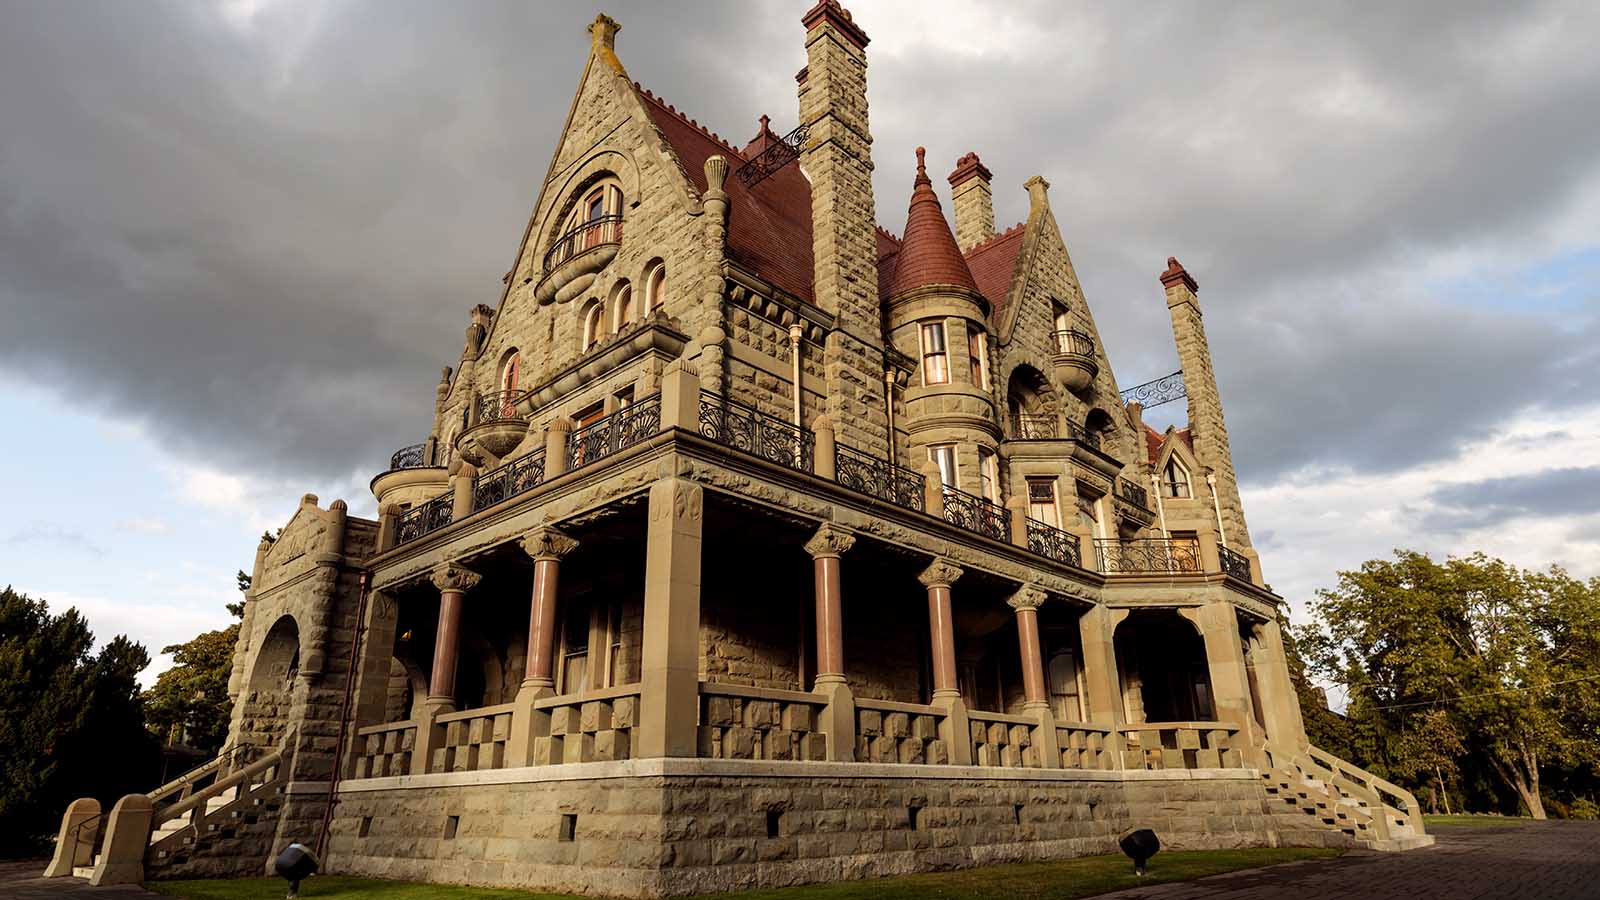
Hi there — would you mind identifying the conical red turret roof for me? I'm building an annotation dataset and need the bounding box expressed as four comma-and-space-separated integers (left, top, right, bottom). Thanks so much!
888, 147, 979, 297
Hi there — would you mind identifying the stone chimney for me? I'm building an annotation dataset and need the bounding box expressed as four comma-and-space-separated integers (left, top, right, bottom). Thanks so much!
948, 152, 995, 250
798, 1, 888, 450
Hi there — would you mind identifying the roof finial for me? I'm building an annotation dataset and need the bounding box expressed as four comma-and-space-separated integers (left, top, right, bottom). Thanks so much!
759, 113, 771, 133
915, 146, 926, 174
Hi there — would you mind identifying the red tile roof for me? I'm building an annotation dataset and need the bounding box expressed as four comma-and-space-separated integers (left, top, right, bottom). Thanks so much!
964, 222, 1025, 324
887, 148, 979, 297
1145, 424, 1194, 464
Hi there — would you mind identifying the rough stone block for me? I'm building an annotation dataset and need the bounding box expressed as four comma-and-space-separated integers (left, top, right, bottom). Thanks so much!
987, 723, 1009, 745
927, 740, 949, 765
1177, 728, 1202, 750
548, 707, 577, 736
898, 738, 925, 765
782, 703, 817, 733
705, 697, 736, 726
766, 730, 794, 760
613, 696, 637, 728
1009, 724, 1030, 747
1221, 748, 1244, 768
1001, 745, 1023, 768
798, 733, 828, 761
724, 727, 757, 760
912, 716, 939, 741
858, 710, 882, 736
1196, 749, 1221, 769
884, 712, 910, 738
595, 729, 630, 761
745, 700, 777, 727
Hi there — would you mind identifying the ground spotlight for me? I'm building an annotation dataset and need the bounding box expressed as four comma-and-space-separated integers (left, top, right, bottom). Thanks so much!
1119, 828, 1160, 876
274, 842, 319, 898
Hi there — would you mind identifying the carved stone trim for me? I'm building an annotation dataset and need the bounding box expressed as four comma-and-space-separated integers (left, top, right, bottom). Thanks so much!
918, 558, 964, 588
803, 523, 856, 559
1006, 584, 1047, 611
519, 527, 580, 562
430, 563, 483, 594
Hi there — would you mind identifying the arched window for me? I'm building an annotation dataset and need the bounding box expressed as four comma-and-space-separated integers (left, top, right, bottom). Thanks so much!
581, 302, 604, 352
1162, 457, 1191, 499
611, 282, 635, 332
552, 179, 624, 267
644, 260, 666, 312
497, 350, 521, 417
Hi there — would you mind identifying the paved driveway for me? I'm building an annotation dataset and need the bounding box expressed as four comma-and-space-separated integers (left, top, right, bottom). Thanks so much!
1094, 821, 1600, 900
0, 860, 152, 899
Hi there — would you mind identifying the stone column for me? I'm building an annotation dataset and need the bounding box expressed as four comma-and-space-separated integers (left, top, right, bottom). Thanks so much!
812, 415, 836, 480
1180, 603, 1261, 756
507, 527, 580, 765
638, 477, 703, 758
425, 563, 482, 715
805, 523, 856, 761
544, 417, 574, 478
1252, 618, 1308, 752
919, 558, 972, 765
1077, 604, 1127, 766
1008, 584, 1060, 768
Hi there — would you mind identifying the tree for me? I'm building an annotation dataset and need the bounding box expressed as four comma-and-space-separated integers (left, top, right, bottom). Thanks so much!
1302, 551, 1600, 819
143, 624, 239, 753
0, 587, 158, 855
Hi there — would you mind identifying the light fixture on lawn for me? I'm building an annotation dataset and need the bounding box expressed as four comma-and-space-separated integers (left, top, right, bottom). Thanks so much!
274, 842, 319, 899
1119, 827, 1160, 876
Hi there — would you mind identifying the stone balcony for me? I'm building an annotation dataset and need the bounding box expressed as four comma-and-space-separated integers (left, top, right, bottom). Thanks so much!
532, 214, 623, 306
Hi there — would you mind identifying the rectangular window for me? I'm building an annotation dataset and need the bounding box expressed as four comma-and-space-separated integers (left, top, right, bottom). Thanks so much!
1053, 301, 1071, 334
1076, 484, 1105, 539
927, 444, 958, 488
604, 600, 623, 688
968, 328, 989, 390
1027, 478, 1059, 526
920, 322, 949, 385
612, 386, 634, 411
978, 448, 1000, 503
1162, 459, 1191, 498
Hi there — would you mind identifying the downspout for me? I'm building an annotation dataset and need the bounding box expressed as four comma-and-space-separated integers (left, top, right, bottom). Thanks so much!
317, 567, 370, 861
1206, 472, 1229, 548
789, 324, 804, 427
1150, 473, 1170, 538
883, 367, 897, 462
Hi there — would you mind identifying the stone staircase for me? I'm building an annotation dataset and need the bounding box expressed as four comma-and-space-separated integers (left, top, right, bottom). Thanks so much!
1262, 745, 1434, 852
144, 752, 286, 872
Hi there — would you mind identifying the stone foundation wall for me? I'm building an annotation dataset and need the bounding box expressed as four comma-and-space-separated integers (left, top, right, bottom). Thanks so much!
314, 761, 1308, 898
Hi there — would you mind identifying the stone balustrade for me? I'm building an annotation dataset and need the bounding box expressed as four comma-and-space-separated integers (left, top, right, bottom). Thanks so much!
696, 682, 829, 761
432, 702, 516, 773
968, 709, 1043, 768
533, 684, 641, 765
853, 697, 950, 765
353, 721, 418, 778
1117, 721, 1242, 770
1055, 722, 1117, 770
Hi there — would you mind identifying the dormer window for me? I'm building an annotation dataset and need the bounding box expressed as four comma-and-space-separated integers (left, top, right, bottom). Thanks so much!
1162, 458, 1192, 499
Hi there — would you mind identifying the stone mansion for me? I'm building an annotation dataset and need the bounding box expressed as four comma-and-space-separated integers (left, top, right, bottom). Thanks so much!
49, 4, 1431, 896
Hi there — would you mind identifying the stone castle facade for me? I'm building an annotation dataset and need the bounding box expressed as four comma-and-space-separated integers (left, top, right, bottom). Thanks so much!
48, 4, 1431, 895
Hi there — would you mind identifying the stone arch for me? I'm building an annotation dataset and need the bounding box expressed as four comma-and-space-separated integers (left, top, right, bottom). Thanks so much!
539, 150, 640, 257
240, 614, 301, 752
1004, 363, 1055, 438
248, 614, 301, 692
1112, 609, 1214, 723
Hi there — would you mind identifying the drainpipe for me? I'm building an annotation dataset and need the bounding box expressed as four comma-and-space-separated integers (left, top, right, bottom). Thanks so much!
317, 568, 370, 861
1206, 472, 1228, 549
789, 324, 804, 428
1150, 473, 1170, 538
883, 367, 897, 462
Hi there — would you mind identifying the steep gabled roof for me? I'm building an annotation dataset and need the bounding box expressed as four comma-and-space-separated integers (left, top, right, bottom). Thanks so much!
964, 222, 1025, 325
1145, 424, 1194, 465
887, 148, 979, 297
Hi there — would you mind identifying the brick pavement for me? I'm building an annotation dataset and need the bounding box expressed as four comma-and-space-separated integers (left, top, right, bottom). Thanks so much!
1093, 821, 1600, 900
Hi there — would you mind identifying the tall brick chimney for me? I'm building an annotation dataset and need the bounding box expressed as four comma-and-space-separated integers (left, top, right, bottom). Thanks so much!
798, 1, 887, 451
948, 152, 995, 250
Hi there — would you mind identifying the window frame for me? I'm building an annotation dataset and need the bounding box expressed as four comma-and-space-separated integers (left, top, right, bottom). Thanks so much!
919, 320, 950, 386
927, 443, 958, 488
644, 261, 666, 312
968, 326, 990, 390
978, 447, 1000, 503
1026, 477, 1060, 526
581, 302, 604, 352
1162, 457, 1192, 499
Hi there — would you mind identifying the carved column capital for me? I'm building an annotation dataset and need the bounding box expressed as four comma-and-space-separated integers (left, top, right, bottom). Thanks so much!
918, 558, 964, 589
803, 523, 855, 559
430, 563, 482, 594
519, 527, 579, 562
1006, 584, 1047, 611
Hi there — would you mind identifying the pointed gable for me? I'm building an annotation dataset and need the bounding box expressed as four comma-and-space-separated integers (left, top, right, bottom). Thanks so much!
887, 147, 979, 297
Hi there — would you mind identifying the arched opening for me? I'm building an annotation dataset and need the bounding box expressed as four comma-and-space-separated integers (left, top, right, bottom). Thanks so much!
1114, 610, 1214, 723
242, 614, 301, 752
496, 349, 522, 417
551, 178, 624, 267
611, 280, 635, 332
1161, 456, 1192, 499
1006, 365, 1054, 438
581, 300, 605, 352
643, 259, 666, 313
1085, 408, 1115, 442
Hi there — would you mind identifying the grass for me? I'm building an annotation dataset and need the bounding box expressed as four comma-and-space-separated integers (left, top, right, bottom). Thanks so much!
1423, 813, 1531, 828
145, 847, 1339, 900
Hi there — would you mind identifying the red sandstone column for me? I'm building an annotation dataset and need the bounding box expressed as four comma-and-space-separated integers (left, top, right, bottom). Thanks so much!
804, 524, 855, 686
1009, 585, 1049, 706
918, 559, 964, 702
518, 528, 580, 693
426, 563, 482, 714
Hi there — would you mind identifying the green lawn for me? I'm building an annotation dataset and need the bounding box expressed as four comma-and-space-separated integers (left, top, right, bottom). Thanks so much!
146, 847, 1339, 900
1423, 813, 1531, 828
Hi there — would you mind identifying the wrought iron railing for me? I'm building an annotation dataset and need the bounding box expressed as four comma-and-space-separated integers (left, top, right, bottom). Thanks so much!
1050, 329, 1095, 357
1115, 478, 1150, 510
395, 493, 453, 545
389, 442, 430, 471
1026, 518, 1082, 568
543, 213, 624, 271
1218, 544, 1252, 582
1121, 370, 1185, 410
472, 449, 546, 510
475, 390, 528, 424
1066, 420, 1103, 451
834, 443, 924, 511
567, 394, 662, 470
698, 391, 814, 474
942, 486, 1009, 542
1013, 414, 1057, 440
734, 122, 809, 188
1093, 537, 1202, 574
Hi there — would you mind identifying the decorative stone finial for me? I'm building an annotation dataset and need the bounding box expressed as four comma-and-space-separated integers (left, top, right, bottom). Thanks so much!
704, 154, 729, 193
1159, 256, 1199, 294
915, 146, 927, 178
1025, 175, 1051, 212
589, 13, 620, 50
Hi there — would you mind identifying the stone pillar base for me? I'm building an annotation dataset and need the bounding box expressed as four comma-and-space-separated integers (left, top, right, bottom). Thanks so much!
813, 679, 856, 762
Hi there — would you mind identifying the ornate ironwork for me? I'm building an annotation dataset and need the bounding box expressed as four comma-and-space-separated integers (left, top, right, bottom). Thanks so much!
567, 395, 662, 470
942, 486, 1009, 542
834, 442, 924, 512
1115, 478, 1150, 510
1093, 537, 1202, 575
1120, 370, 1186, 410
1066, 420, 1103, 451
734, 122, 810, 189
543, 213, 624, 271
472, 449, 546, 511
1013, 414, 1057, 440
389, 442, 429, 470
1218, 544, 1252, 582
1050, 329, 1095, 357
1027, 517, 1083, 568
475, 390, 528, 424
697, 391, 814, 474
395, 493, 453, 545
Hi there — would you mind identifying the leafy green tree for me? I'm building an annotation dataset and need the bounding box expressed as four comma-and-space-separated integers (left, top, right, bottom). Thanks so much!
1302, 551, 1600, 819
143, 624, 239, 752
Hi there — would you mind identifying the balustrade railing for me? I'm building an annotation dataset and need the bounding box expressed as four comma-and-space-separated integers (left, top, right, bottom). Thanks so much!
388, 442, 431, 471
395, 493, 452, 545
1094, 537, 1202, 574
475, 390, 528, 424
472, 448, 546, 510
354, 721, 418, 778
855, 697, 950, 765
968, 709, 1044, 768
543, 214, 623, 271
1218, 544, 1252, 582
1066, 420, 1103, 450
1051, 328, 1095, 357
533, 685, 640, 765
1013, 413, 1057, 439
1026, 517, 1083, 568
1056, 723, 1116, 770
567, 394, 661, 470
1115, 477, 1150, 510
1118, 721, 1242, 770
431, 703, 516, 772
697, 682, 829, 761
942, 486, 1009, 542
698, 391, 814, 474
834, 443, 924, 511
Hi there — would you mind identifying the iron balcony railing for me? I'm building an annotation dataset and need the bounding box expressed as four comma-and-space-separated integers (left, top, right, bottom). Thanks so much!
1094, 537, 1202, 575
389, 442, 430, 471
698, 391, 814, 475
1218, 544, 1252, 582
471, 448, 546, 511
1050, 329, 1095, 357
1026, 517, 1083, 568
475, 390, 529, 424
544, 214, 623, 271
567, 394, 662, 471
1013, 414, 1057, 440
1066, 420, 1103, 451
942, 486, 1009, 542
1115, 477, 1150, 510
834, 443, 924, 512
396, 493, 452, 545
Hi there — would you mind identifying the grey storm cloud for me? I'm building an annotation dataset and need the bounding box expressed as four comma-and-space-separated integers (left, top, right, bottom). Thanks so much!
1421, 466, 1600, 533
1, 0, 1598, 489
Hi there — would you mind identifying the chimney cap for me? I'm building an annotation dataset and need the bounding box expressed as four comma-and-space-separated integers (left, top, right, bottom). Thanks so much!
802, 0, 870, 49
1160, 256, 1199, 293
948, 152, 992, 188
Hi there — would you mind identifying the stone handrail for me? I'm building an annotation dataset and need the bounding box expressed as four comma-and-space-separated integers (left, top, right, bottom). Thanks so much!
1305, 743, 1420, 834
152, 747, 283, 828
698, 682, 828, 761
1118, 721, 1242, 770
146, 746, 241, 807
533, 685, 641, 765
430, 703, 517, 773
354, 720, 418, 779
1056, 722, 1117, 770
855, 697, 949, 765
968, 709, 1044, 768
435, 701, 516, 725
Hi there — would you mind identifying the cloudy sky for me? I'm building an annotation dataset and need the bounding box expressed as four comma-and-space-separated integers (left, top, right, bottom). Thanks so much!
3, 0, 1598, 686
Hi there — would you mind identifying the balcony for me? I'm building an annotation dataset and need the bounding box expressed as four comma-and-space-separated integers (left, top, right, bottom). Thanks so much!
1050, 328, 1098, 394
1113, 477, 1156, 530
458, 390, 530, 465
371, 441, 448, 509
1026, 517, 1082, 567
834, 443, 924, 511
1012, 413, 1057, 440
941, 486, 1009, 543
697, 391, 813, 475
1093, 537, 1202, 575
533, 214, 623, 305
